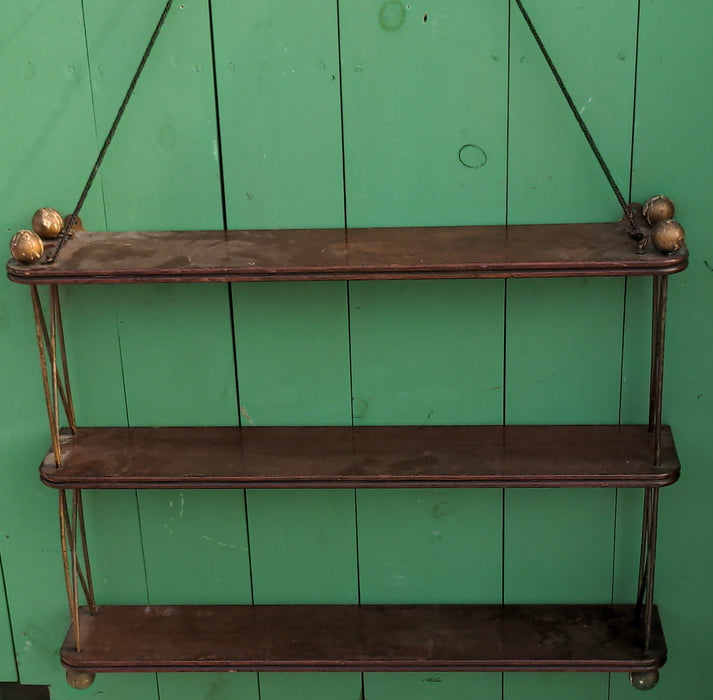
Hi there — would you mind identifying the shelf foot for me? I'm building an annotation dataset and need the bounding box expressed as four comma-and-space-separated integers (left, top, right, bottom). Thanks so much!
66, 669, 95, 689
630, 670, 659, 691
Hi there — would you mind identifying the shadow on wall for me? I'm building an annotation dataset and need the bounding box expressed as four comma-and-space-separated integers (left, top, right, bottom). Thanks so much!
0, 684, 50, 700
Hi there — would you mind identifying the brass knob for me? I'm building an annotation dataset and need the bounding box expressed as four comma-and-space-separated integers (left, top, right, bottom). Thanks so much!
643, 195, 675, 227
32, 207, 64, 239
10, 230, 43, 264
651, 219, 685, 255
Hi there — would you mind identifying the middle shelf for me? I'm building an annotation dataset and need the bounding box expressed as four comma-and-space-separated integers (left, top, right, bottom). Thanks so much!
40, 424, 680, 490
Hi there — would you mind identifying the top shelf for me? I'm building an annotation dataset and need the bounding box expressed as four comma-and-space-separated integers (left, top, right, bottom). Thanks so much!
7, 220, 688, 284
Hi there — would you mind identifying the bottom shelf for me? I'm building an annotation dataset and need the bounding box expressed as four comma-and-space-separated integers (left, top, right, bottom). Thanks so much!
62, 604, 665, 674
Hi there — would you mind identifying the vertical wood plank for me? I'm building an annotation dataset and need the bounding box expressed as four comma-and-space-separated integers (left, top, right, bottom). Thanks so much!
357, 489, 501, 605
0, 3, 106, 230
214, 2, 355, 697
504, 489, 616, 603
62, 285, 150, 621
505, 2, 638, 698
619, 278, 652, 424
62, 287, 126, 427
364, 673, 502, 700
111, 283, 252, 695
505, 278, 624, 425
80, 0, 223, 229
613, 0, 713, 697
504, 673, 608, 700
612, 275, 649, 646
351, 276, 504, 698
139, 489, 250, 605
507, 0, 636, 225
78, 3, 243, 699
0, 1, 152, 694
259, 673, 361, 700
233, 283, 358, 698
349, 280, 504, 427
49, 674, 162, 700
232, 282, 352, 427
157, 674, 259, 700
248, 489, 358, 604
213, 0, 344, 229
340, 0, 508, 227
341, 3, 507, 697
115, 284, 238, 429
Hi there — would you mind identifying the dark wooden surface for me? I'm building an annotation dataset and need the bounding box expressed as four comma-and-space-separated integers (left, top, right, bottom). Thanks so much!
7, 221, 688, 284
61, 604, 666, 673
40, 425, 680, 489
0, 684, 50, 700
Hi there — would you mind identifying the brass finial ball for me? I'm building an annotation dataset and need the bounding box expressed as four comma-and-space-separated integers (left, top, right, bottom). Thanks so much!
629, 670, 659, 690
66, 669, 96, 689
10, 229, 44, 264
652, 219, 685, 254
643, 195, 675, 227
32, 207, 64, 239
64, 213, 84, 234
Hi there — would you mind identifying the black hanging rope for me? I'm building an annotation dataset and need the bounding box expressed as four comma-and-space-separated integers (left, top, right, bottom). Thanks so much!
46, 0, 640, 264
513, 0, 641, 240
45, 0, 175, 264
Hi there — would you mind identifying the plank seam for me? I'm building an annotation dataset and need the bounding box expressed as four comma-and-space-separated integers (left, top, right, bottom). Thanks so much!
79, 0, 109, 232
134, 491, 152, 606
335, 0, 348, 235
628, 0, 643, 201
503, 0, 513, 630
0, 552, 19, 682
336, 0, 362, 624
243, 490, 256, 607
206, 0, 228, 232
608, 487, 619, 700
613, 8, 644, 698
114, 310, 130, 427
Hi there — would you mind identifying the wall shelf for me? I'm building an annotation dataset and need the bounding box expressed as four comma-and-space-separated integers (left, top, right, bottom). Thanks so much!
7, 220, 687, 284
40, 425, 680, 490
8, 216, 686, 690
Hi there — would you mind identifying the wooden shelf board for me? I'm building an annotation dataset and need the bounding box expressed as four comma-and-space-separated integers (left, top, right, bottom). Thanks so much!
40, 425, 680, 490
8, 221, 688, 284
61, 604, 666, 674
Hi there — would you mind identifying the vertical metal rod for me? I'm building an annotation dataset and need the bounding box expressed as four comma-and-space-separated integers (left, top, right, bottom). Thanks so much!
636, 489, 652, 609
33, 293, 73, 430
49, 287, 60, 460
71, 491, 80, 651
652, 277, 668, 466
59, 491, 80, 651
76, 492, 97, 614
60, 491, 93, 606
644, 488, 660, 650
53, 287, 77, 433
30, 286, 61, 466
648, 276, 661, 432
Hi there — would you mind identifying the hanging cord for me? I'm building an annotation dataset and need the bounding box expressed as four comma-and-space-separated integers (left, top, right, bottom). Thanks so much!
513, 0, 642, 241
45, 0, 175, 264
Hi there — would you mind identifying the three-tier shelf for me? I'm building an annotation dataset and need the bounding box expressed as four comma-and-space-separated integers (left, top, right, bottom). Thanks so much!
7, 213, 687, 690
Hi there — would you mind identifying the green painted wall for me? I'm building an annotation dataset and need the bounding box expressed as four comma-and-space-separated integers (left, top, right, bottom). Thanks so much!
0, 1, 710, 698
